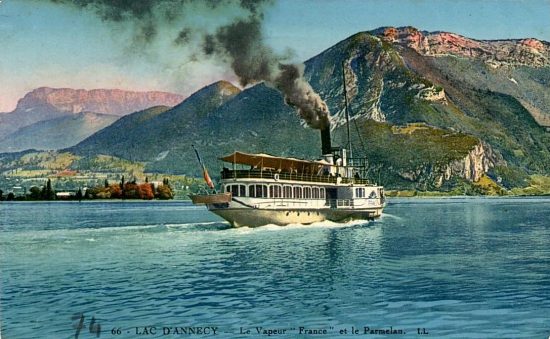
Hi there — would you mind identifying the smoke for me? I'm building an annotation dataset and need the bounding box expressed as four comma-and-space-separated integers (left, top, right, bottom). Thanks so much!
48, 0, 330, 129
276, 64, 330, 130
204, 17, 330, 129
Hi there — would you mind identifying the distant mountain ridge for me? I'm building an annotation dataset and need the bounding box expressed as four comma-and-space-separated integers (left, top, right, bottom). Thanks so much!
0, 87, 184, 139
14, 87, 184, 116
0, 112, 119, 152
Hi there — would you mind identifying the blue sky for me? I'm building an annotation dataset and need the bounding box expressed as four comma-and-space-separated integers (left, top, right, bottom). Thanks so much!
1, 0, 549, 112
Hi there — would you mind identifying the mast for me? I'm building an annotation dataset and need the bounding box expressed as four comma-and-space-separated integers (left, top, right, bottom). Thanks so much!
342, 61, 353, 164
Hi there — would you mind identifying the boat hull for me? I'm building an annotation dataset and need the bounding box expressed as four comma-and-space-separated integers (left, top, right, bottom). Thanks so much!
189, 192, 231, 204
208, 206, 383, 227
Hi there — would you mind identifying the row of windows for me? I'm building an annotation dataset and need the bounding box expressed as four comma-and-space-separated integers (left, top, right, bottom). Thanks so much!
225, 184, 326, 199
355, 187, 378, 199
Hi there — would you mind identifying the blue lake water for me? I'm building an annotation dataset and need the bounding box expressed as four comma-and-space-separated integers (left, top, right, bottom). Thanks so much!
1, 198, 549, 338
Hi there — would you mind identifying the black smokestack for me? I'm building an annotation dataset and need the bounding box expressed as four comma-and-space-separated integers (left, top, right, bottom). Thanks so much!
321, 126, 332, 155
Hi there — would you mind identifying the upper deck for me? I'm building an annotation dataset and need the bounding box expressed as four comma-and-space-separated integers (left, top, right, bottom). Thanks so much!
221, 169, 369, 185
219, 151, 371, 186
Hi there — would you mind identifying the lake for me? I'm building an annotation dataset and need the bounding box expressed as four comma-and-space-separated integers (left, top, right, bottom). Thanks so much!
1, 198, 549, 338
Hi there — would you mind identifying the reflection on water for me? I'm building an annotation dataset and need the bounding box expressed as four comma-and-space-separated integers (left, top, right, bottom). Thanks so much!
1, 198, 549, 338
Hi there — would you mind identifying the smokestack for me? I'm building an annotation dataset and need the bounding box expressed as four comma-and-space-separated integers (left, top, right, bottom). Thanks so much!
321, 126, 332, 155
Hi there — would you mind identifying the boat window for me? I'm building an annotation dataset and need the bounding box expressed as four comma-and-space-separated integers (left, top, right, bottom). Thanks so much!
269, 185, 282, 198
312, 187, 319, 199
304, 187, 311, 199
355, 188, 366, 198
283, 185, 292, 198
320, 188, 325, 199
231, 185, 240, 197
252, 185, 267, 198
293, 186, 302, 199
240, 185, 246, 197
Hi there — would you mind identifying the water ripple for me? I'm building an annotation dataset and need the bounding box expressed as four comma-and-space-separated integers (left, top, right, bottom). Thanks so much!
1, 199, 550, 338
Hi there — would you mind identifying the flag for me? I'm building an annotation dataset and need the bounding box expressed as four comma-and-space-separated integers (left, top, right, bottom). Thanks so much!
192, 145, 215, 189
203, 168, 214, 190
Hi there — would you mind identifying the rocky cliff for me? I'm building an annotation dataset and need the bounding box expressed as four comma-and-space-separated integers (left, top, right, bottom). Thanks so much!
15, 87, 184, 116
378, 26, 550, 68
438, 143, 500, 186
0, 87, 184, 139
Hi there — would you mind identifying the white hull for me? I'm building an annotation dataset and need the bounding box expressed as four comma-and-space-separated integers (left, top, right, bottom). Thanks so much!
208, 205, 383, 227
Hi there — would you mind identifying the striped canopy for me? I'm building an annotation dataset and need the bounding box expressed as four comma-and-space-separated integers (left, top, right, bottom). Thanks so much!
220, 151, 330, 174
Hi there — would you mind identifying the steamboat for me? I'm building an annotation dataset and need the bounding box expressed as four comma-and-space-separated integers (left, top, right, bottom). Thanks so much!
190, 126, 385, 227
190, 64, 385, 227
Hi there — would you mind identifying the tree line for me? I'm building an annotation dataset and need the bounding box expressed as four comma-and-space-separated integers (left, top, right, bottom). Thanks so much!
0, 177, 174, 201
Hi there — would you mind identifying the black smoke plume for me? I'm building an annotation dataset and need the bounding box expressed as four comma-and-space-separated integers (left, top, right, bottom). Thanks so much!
49, 0, 330, 129
204, 17, 330, 129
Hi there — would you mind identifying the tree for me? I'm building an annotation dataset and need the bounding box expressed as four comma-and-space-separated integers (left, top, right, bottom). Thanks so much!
76, 188, 83, 201
29, 186, 41, 200
6, 192, 15, 201
0, 189, 3, 201
104, 179, 109, 188
120, 175, 125, 199
108, 184, 122, 199
41, 179, 55, 200
138, 183, 154, 200
123, 182, 139, 199
156, 184, 174, 200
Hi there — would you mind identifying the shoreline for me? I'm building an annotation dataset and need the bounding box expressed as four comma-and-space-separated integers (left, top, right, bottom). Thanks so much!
2, 195, 550, 204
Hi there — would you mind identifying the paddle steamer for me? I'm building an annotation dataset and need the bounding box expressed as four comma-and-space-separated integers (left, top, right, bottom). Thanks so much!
190, 126, 385, 227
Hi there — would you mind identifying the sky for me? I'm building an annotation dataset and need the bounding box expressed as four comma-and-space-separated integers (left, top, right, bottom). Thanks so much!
1, 0, 549, 112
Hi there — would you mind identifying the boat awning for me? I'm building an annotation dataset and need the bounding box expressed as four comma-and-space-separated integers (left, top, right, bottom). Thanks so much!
220, 151, 330, 173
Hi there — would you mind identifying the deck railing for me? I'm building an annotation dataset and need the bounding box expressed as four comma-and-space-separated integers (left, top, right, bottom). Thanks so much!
221, 169, 369, 185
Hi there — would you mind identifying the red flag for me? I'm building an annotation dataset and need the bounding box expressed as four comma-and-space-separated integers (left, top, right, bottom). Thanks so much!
193, 144, 215, 190
203, 169, 214, 189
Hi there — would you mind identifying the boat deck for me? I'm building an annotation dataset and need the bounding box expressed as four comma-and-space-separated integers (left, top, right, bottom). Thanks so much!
221, 169, 369, 185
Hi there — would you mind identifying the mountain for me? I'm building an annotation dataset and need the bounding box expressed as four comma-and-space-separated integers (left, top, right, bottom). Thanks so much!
69, 80, 321, 174
303, 26, 550, 189
3, 27, 549, 193
67, 27, 550, 191
71, 81, 241, 160
0, 112, 119, 152
0, 87, 184, 139
382, 27, 550, 127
